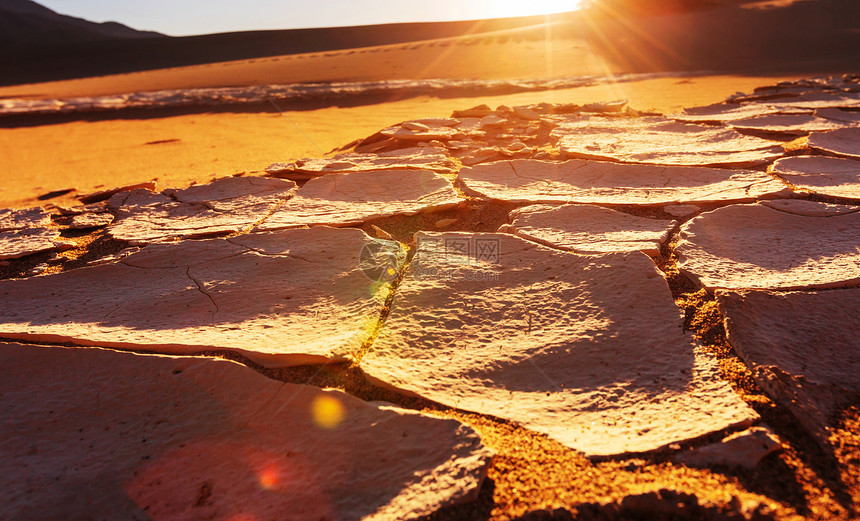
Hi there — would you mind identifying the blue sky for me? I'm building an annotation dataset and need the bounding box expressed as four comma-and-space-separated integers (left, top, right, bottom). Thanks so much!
38, 0, 581, 36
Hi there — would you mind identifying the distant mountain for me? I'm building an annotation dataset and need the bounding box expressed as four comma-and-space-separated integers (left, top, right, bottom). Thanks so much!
0, 0, 163, 51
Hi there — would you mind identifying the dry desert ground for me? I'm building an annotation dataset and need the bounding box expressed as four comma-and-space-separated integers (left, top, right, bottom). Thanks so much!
1, 16, 860, 521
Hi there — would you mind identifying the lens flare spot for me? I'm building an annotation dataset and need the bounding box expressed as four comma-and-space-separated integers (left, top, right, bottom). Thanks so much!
312, 394, 345, 430
258, 464, 282, 490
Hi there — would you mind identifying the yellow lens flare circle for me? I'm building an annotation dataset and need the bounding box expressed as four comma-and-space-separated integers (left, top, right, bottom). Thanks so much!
311, 394, 346, 430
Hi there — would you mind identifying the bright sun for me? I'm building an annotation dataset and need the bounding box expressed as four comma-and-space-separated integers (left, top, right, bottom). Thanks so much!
484, 0, 583, 19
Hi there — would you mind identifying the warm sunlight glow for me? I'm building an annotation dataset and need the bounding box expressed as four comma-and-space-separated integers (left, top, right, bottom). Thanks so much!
482, 0, 582, 19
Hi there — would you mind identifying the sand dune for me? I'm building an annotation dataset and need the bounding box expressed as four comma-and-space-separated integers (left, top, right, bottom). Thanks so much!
0, 25, 608, 101
0, 11, 579, 86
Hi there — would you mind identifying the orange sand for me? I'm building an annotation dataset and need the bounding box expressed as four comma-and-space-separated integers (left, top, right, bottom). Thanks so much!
0, 73, 806, 209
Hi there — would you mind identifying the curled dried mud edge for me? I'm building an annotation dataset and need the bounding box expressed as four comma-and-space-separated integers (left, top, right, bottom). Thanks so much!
2, 198, 859, 520
657, 233, 859, 519
231, 204, 856, 520
0, 227, 131, 281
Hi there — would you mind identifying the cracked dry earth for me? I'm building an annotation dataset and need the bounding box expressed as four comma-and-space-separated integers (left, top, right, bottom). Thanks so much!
2, 74, 860, 521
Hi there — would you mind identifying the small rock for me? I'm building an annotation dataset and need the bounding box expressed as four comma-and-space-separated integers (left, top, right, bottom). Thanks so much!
434, 218, 458, 229
353, 136, 400, 154
445, 140, 472, 150
371, 225, 393, 240
513, 106, 541, 121
453, 118, 485, 136
68, 213, 114, 230
451, 104, 494, 118
480, 115, 507, 128
25, 263, 49, 277
582, 100, 628, 113
672, 426, 782, 468
664, 204, 701, 218
105, 188, 165, 211
402, 121, 431, 131
550, 103, 581, 114
458, 147, 503, 166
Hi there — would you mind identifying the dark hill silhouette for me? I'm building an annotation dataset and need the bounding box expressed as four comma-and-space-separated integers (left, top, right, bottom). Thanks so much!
0, 9, 572, 87
0, 0, 163, 51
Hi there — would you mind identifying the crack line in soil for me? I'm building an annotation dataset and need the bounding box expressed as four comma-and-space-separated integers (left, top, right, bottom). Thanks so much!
186, 265, 220, 314
348, 243, 414, 365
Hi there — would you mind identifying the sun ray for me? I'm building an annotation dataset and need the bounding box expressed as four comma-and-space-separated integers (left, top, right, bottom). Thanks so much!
480, 0, 583, 19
